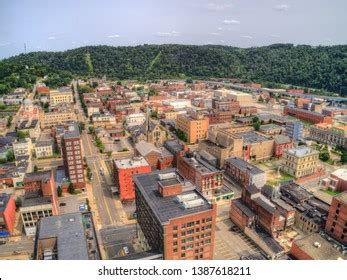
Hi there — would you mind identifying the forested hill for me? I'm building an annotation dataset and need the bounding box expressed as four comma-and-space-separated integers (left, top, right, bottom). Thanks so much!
0, 44, 346, 94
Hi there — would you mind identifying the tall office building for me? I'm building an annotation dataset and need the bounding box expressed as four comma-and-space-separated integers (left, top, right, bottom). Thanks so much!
285, 121, 304, 141
61, 122, 85, 189
134, 169, 217, 260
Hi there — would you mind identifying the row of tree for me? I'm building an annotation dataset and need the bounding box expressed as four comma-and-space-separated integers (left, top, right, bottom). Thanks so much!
1, 44, 346, 95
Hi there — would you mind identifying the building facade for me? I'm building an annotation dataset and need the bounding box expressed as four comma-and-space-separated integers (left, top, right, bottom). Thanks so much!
325, 192, 347, 245
0, 193, 16, 235
309, 123, 347, 148
134, 170, 217, 260
285, 121, 304, 141
114, 157, 151, 201
282, 146, 319, 178
176, 113, 209, 144
61, 123, 85, 189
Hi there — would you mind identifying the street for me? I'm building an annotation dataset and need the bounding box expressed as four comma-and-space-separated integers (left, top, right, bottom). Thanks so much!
72, 81, 122, 226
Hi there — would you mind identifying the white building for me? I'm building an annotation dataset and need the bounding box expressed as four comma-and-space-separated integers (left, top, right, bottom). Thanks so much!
163, 99, 191, 109
12, 138, 33, 159
125, 113, 146, 127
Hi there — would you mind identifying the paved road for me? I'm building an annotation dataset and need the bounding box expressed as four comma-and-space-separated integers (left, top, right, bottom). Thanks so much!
0, 239, 34, 257
72, 81, 121, 226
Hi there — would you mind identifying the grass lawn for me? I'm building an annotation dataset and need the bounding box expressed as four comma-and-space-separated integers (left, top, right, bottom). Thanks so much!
320, 189, 340, 196
266, 171, 294, 186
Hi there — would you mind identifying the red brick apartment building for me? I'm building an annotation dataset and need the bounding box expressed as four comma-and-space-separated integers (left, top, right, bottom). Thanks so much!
61, 122, 85, 189
207, 110, 233, 124
325, 192, 347, 245
283, 106, 333, 124
290, 233, 345, 260
273, 135, 294, 158
0, 193, 16, 235
23, 170, 59, 215
212, 98, 240, 113
114, 157, 151, 201
134, 170, 216, 260
177, 153, 223, 196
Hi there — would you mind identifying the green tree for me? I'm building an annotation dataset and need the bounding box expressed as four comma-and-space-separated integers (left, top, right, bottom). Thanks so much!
341, 152, 347, 164
6, 150, 15, 162
16, 131, 29, 139
68, 182, 75, 194
57, 186, 63, 197
176, 129, 187, 143
6, 116, 13, 128
15, 197, 22, 210
33, 165, 38, 172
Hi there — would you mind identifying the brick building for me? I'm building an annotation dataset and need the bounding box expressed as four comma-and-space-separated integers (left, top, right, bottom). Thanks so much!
61, 122, 85, 189
177, 153, 223, 196
206, 110, 233, 124
134, 170, 217, 260
211, 97, 240, 113
283, 106, 333, 124
273, 135, 293, 158
176, 113, 209, 144
114, 157, 151, 201
135, 141, 173, 171
309, 123, 347, 148
224, 157, 266, 189
0, 193, 16, 235
21, 170, 59, 236
325, 192, 347, 245
323, 169, 347, 192
290, 233, 345, 260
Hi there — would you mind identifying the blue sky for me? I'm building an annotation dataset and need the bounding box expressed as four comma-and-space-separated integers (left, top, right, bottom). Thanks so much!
1, 0, 346, 58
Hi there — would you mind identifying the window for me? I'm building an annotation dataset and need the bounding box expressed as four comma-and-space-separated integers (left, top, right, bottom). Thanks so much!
173, 225, 178, 231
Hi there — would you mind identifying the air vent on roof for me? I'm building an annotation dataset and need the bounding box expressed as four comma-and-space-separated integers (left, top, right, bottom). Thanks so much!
176, 193, 199, 203
313, 242, 321, 248
181, 198, 205, 209
158, 172, 176, 181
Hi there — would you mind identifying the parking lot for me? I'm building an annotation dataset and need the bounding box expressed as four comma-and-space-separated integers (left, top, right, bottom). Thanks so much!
214, 219, 263, 260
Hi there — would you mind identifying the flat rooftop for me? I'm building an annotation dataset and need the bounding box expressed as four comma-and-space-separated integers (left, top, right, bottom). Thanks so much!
335, 192, 347, 204
36, 212, 99, 260
225, 157, 264, 176
114, 157, 149, 169
133, 169, 213, 224
285, 146, 319, 157
24, 170, 52, 182
22, 191, 52, 207
331, 169, 347, 181
63, 122, 80, 139
234, 131, 271, 144
0, 193, 11, 212
293, 233, 345, 260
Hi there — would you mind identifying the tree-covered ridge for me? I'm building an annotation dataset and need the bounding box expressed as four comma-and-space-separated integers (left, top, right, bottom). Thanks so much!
0, 44, 346, 94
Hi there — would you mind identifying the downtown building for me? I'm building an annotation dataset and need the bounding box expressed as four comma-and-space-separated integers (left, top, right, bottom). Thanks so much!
134, 169, 217, 260
61, 122, 85, 189
325, 192, 347, 245
21, 170, 59, 236
113, 157, 151, 201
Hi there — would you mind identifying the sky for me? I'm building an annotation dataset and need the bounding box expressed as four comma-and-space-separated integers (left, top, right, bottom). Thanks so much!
1, 0, 347, 59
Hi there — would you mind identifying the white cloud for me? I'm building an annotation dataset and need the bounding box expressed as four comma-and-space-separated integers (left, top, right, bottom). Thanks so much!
324, 38, 332, 42
211, 32, 221, 36
204, 3, 234, 12
241, 35, 253, 39
0, 42, 11, 47
156, 31, 180, 37
217, 27, 223, 31
36, 46, 42, 49
48, 36, 56, 40
223, 19, 240, 25
220, 40, 225, 43
274, 4, 290, 12
107, 34, 120, 38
